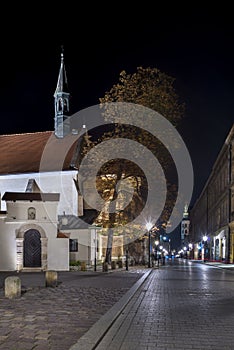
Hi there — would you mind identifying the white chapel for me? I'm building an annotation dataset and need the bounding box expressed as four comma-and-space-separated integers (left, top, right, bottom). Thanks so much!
0, 51, 101, 271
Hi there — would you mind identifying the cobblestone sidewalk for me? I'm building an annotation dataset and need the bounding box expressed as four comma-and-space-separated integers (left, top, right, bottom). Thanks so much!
0, 268, 147, 350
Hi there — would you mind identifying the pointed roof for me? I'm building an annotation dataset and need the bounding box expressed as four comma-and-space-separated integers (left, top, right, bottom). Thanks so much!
25, 178, 42, 193
54, 50, 69, 96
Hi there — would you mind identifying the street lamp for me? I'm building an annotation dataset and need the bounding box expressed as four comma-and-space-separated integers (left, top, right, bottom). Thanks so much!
146, 222, 153, 268
188, 243, 193, 259
155, 240, 159, 267
169, 238, 171, 257
202, 235, 208, 262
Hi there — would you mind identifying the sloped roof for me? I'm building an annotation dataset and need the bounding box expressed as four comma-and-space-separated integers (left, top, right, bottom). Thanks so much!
57, 232, 69, 238
58, 211, 99, 230
0, 131, 79, 175
2, 192, 60, 202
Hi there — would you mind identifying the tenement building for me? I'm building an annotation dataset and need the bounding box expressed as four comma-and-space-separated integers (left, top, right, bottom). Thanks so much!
190, 123, 234, 263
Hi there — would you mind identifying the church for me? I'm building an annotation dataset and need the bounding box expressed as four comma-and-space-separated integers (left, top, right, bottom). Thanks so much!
0, 51, 106, 271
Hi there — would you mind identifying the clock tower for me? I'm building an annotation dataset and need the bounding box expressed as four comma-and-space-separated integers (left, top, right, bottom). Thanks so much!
54, 48, 70, 138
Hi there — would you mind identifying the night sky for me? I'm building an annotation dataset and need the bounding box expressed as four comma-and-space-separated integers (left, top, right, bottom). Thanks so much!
1, 7, 234, 242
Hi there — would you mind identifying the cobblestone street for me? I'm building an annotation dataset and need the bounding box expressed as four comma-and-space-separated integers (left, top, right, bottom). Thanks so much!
0, 268, 145, 350
1, 261, 234, 350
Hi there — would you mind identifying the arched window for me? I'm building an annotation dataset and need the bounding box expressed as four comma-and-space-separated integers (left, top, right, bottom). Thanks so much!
58, 98, 63, 111
64, 98, 68, 112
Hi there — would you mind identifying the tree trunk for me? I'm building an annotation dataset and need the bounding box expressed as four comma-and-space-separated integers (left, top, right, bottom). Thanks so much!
105, 228, 113, 264
125, 247, 129, 271
104, 168, 122, 264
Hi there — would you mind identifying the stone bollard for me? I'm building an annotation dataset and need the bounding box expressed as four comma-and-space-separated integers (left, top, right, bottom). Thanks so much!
102, 262, 108, 272
111, 261, 116, 270
5, 276, 21, 299
118, 260, 123, 268
80, 262, 86, 271
45, 270, 58, 288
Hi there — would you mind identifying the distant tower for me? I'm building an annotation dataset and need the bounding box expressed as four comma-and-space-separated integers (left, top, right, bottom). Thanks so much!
54, 47, 70, 138
181, 204, 190, 242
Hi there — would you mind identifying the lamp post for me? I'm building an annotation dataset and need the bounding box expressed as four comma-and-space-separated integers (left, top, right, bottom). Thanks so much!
188, 243, 193, 259
146, 222, 152, 268
168, 238, 171, 257
148, 231, 151, 268
202, 235, 208, 262
155, 240, 159, 267
94, 228, 97, 271
183, 246, 187, 258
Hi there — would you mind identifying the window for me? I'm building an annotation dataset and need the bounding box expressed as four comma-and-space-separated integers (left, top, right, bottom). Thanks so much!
28, 207, 36, 220
69, 239, 78, 252
58, 98, 63, 111
64, 98, 68, 112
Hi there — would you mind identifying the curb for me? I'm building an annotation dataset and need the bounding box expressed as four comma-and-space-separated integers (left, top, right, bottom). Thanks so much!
69, 268, 153, 350
191, 260, 234, 270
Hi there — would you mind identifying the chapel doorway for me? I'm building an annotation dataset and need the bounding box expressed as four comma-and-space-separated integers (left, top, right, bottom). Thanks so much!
23, 229, 41, 268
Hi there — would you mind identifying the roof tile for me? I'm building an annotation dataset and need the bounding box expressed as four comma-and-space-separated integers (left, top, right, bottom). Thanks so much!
0, 131, 79, 174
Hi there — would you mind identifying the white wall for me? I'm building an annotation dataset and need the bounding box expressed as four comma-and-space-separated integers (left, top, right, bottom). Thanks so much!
0, 170, 78, 216
0, 197, 67, 270
4, 200, 59, 238
0, 221, 17, 270
62, 229, 92, 264
0, 217, 62, 270
47, 238, 69, 270
6, 201, 58, 224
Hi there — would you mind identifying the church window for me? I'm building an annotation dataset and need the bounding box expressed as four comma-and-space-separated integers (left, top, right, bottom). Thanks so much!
28, 207, 36, 220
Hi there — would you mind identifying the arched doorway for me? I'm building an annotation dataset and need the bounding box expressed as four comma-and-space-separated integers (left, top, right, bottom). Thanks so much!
23, 229, 41, 268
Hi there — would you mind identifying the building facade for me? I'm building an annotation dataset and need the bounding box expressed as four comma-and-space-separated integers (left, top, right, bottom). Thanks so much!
0, 190, 68, 271
190, 124, 234, 263
0, 50, 127, 271
0, 51, 102, 271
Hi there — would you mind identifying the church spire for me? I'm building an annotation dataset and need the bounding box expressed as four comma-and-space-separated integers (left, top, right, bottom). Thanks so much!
181, 203, 190, 242
54, 47, 70, 138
